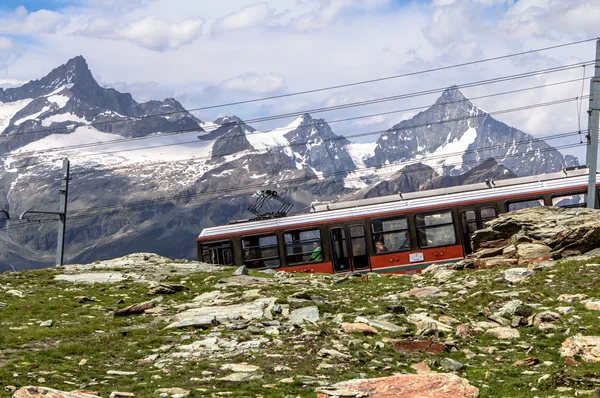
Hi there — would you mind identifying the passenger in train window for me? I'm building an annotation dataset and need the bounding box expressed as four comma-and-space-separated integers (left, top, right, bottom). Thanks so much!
375, 237, 388, 253
310, 241, 323, 261
399, 231, 411, 249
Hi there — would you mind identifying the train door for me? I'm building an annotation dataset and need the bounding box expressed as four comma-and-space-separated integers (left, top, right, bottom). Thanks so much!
329, 225, 371, 273
460, 207, 498, 255
459, 210, 478, 255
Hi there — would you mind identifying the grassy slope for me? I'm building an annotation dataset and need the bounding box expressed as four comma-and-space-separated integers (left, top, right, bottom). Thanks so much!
1, 258, 600, 397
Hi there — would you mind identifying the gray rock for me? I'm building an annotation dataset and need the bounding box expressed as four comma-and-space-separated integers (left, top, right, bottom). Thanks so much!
290, 306, 320, 325
166, 297, 276, 329
218, 372, 263, 382
486, 327, 520, 339
440, 358, 464, 371
557, 306, 575, 314
504, 268, 534, 283
248, 326, 263, 334
407, 314, 453, 334
354, 316, 406, 333
40, 320, 53, 327
55, 272, 127, 284
218, 276, 272, 286
494, 299, 523, 317
260, 268, 276, 275
107, 370, 137, 376
234, 265, 249, 276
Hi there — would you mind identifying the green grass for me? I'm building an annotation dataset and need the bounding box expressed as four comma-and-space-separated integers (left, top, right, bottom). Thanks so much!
2, 258, 600, 397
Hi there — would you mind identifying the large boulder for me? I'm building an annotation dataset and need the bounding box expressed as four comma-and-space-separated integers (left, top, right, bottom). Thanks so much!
472, 207, 600, 256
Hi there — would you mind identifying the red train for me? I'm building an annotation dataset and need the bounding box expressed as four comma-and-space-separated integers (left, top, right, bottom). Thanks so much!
197, 167, 595, 274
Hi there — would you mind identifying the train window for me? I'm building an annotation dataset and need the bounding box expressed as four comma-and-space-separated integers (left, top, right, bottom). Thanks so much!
460, 210, 477, 234
415, 210, 456, 248
480, 207, 497, 225
371, 216, 411, 253
284, 229, 322, 265
241, 234, 280, 269
507, 198, 544, 211
552, 193, 587, 208
201, 241, 233, 265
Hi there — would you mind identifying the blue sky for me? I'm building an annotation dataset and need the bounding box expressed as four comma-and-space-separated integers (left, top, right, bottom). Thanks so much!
0, 0, 67, 12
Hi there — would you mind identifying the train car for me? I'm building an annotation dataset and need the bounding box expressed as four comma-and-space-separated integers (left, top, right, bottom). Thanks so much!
197, 167, 598, 274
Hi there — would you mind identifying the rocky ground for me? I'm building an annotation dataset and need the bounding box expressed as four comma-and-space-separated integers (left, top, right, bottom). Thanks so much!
2, 207, 600, 397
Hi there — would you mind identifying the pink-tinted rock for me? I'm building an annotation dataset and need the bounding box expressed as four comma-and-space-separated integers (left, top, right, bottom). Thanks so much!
410, 361, 432, 374
455, 324, 472, 339
342, 322, 378, 335
564, 357, 580, 366
476, 257, 518, 268
558, 294, 588, 303
12, 387, 100, 398
517, 243, 552, 260
392, 340, 448, 354
560, 335, 600, 362
316, 373, 479, 397
584, 301, 600, 311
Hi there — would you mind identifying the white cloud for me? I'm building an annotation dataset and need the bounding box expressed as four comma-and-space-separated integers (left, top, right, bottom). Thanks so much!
212, 2, 272, 34
213, 72, 287, 95
80, 15, 204, 51
0, 0, 595, 165
352, 115, 386, 127
0, 7, 68, 35
0, 78, 27, 87
284, 0, 391, 32
0, 37, 13, 50
500, 0, 600, 39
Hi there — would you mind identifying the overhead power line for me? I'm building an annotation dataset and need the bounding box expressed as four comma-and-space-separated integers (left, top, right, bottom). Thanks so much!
0, 137, 588, 233
67, 95, 590, 160
61, 137, 587, 218
0, 94, 588, 191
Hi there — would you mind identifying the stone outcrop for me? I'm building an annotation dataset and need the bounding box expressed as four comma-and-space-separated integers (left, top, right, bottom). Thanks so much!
472, 206, 600, 257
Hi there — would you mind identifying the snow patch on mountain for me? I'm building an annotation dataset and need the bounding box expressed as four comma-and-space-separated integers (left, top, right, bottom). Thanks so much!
41, 113, 87, 127
14, 106, 51, 126
246, 116, 306, 158
15, 127, 215, 165
342, 142, 378, 189
47, 94, 70, 108
0, 98, 32, 133
346, 142, 377, 169
419, 125, 477, 173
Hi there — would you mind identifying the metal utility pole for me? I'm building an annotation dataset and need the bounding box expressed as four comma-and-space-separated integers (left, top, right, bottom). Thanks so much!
588, 39, 600, 209
56, 158, 70, 266
20, 158, 70, 266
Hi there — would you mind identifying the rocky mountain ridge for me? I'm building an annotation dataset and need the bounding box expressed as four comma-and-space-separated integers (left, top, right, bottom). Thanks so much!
0, 56, 579, 270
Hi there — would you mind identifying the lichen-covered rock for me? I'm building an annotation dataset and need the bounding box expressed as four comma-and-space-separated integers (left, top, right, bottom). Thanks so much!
473, 207, 600, 255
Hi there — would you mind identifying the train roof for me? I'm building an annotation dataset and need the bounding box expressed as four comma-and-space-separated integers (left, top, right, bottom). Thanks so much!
198, 167, 592, 240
